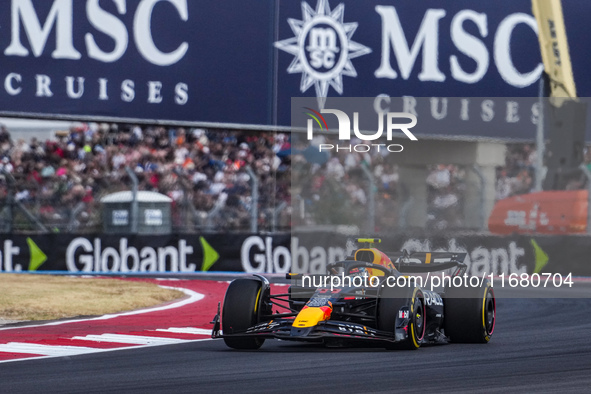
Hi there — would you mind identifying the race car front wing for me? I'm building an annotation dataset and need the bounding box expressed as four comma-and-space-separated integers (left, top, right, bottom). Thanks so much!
211, 307, 405, 344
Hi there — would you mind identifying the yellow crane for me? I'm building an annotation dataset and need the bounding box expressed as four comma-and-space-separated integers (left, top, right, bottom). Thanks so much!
531, 0, 585, 192
532, 0, 577, 99
488, 1, 590, 234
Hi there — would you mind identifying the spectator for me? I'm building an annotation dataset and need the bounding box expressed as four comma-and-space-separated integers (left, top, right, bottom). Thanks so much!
0, 125, 291, 232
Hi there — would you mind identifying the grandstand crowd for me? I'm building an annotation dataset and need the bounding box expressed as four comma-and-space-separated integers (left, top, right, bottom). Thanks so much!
0, 123, 291, 232
292, 134, 555, 231
0, 123, 589, 232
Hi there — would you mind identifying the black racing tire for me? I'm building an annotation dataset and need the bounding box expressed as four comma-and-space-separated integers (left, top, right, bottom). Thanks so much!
444, 280, 495, 343
222, 279, 266, 350
377, 284, 426, 350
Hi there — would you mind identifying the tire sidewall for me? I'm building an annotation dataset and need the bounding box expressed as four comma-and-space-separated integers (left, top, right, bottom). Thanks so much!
221, 278, 266, 349
378, 282, 425, 349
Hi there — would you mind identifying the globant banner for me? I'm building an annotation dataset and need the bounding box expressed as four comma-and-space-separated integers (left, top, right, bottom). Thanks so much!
0, 0, 591, 138
0, 234, 290, 274
1, 232, 591, 277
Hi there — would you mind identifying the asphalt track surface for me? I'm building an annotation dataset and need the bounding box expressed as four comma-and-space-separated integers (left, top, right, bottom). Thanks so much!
2, 289, 591, 393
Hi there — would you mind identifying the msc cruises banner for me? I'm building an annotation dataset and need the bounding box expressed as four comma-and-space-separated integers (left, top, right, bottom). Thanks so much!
0, 0, 590, 138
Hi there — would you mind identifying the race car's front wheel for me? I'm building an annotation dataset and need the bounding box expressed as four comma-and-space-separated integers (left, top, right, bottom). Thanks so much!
444, 280, 495, 343
222, 278, 266, 349
378, 285, 425, 350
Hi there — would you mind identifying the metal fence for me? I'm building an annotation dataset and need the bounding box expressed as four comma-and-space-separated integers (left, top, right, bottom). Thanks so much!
2, 126, 590, 235
291, 160, 490, 234
292, 154, 591, 236
4, 160, 590, 235
0, 165, 290, 234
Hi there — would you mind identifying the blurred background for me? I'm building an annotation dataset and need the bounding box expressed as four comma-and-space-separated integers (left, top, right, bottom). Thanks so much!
0, 0, 589, 274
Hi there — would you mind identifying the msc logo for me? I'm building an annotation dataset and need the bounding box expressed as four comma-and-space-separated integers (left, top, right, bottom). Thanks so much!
306, 26, 340, 71
275, 0, 371, 108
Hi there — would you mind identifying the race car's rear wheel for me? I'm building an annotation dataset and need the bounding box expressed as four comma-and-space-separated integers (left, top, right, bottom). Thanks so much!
378, 285, 425, 350
222, 279, 266, 349
444, 280, 495, 343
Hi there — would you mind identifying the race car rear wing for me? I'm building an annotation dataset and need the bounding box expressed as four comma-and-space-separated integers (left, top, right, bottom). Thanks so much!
353, 239, 466, 274
390, 251, 467, 275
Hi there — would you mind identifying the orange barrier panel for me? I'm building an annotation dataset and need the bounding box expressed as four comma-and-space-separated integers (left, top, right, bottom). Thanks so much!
488, 190, 588, 234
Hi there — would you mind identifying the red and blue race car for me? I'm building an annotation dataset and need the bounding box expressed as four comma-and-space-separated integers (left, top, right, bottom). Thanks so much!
212, 238, 495, 350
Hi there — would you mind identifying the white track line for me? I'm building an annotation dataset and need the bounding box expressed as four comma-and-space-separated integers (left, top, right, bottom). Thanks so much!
72, 334, 189, 345
0, 285, 204, 331
0, 343, 100, 356
154, 327, 212, 335
0, 337, 216, 364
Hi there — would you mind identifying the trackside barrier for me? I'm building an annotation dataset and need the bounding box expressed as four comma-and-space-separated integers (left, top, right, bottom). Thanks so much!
0, 232, 589, 276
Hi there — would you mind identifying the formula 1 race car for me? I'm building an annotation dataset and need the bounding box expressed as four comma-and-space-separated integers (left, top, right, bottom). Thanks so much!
212, 239, 495, 350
